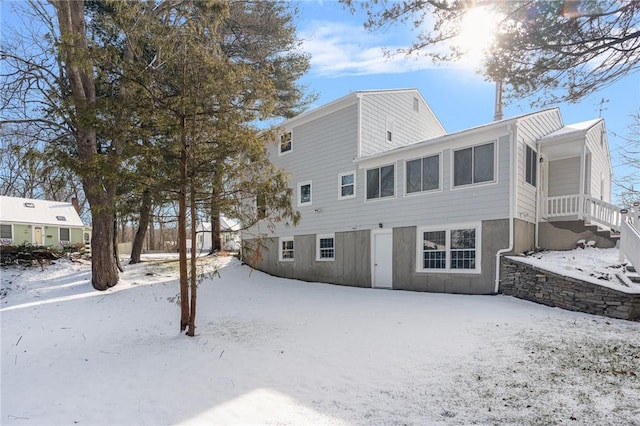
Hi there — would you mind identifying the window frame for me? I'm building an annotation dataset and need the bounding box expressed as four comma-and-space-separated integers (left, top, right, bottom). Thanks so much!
452, 141, 497, 189
297, 180, 312, 207
365, 163, 396, 201
0, 224, 13, 243
525, 145, 537, 187
338, 171, 356, 200
405, 153, 442, 196
59, 227, 71, 244
416, 223, 482, 274
279, 131, 292, 155
316, 233, 335, 261
279, 237, 294, 262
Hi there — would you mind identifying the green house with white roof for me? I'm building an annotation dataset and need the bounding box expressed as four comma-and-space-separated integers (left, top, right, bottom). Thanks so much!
0, 196, 91, 250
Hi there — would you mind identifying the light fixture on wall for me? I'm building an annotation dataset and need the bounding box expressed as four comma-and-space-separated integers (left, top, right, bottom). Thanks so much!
314, 208, 322, 213
378, 223, 383, 228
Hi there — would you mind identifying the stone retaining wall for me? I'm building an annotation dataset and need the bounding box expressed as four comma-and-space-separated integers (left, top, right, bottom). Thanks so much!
501, 257, 640, 321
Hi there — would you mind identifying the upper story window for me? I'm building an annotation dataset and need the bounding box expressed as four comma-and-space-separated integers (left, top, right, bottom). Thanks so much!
525, 145, 537, 187
298, 181, 312, 206
23, 202, 35, 208
338, 171, 356, 199
413, 97, 419, 112
279, 237, 294, 261
316, 234, 335, 261
406, 154, 440, 194
56, 216, 67, 221
279, 132, 292, 154
453, 141, 495, 187
256, 193, 266, 219
366, 164, 395, 200
386, 117, 393, 143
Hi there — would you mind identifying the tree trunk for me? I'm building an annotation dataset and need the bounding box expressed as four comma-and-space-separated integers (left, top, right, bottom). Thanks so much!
209, 168, 222, 254
187, 170, 197, 337
54, 0, 119, 290
130, 188, 152, 264
178, 115, 189, 332
113, 213, 124, 272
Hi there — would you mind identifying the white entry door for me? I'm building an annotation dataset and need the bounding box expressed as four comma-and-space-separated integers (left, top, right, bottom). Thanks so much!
34, 226, 44, 245
372, 230, 393, 289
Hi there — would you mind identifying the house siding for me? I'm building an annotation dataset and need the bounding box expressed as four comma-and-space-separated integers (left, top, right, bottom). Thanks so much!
584, 123, 611, 202
1, 222, 85, 249
359, 91, 445, 157
548, 157, 581, 196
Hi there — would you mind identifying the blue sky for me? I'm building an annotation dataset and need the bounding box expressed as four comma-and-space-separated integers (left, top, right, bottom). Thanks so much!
294, 1, 640, 195
1, 0, 638, 196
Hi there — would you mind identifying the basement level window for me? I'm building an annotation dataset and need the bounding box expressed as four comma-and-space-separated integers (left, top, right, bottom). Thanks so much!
56, 216, 67, 221
24, 202, 35, 208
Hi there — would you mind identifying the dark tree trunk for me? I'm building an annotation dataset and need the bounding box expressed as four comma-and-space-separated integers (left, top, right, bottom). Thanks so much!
208, 169, 222, 254
113, 214, 124, 272
187, 170, 197, 337
130, 188, 152, 264
54, 0, 119, 290
178, 115, 189, 332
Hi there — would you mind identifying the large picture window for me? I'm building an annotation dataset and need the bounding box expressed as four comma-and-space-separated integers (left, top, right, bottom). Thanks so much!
453, 142, 495, 187
279, 237, 294, 261
406, 154, 440, 194
366, 164, 395, 200
316, 234, 335, 261
298, 181, 312, 206
525, 145, 537, 187
417, 224, 481, 273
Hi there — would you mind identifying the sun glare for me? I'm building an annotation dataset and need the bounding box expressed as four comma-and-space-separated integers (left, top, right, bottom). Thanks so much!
456, 6, 502, 66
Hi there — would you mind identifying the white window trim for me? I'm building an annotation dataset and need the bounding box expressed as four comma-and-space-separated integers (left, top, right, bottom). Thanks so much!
524, 144, 537, 188
416, 223, 482, 274
385, 117, 394, 143
297, 180, 312, 207
365, 162, 397, 202
404, 153, 443, 196
450, 141, 498, 190
59, 227, 71, 245
279, 237, 294, 262
316, 233, 335, 261
279, 131, 292, 156
0, 223, 13, 244
338, 171, 356, 200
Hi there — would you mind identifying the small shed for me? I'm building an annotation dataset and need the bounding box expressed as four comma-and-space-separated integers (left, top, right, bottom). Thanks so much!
0, 196, 91, 249
195, 217, 241, 252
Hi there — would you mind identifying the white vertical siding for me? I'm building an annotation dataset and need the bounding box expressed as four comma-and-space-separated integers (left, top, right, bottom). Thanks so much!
584, 122, 612, 202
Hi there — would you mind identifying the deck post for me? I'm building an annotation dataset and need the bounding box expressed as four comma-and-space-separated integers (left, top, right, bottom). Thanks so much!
619, 208, 628, 263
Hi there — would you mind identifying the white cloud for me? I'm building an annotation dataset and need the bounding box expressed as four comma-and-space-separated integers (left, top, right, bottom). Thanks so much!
299, 20, 485, 78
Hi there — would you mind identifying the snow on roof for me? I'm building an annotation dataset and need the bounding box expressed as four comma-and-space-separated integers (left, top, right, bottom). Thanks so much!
539, 118, 602, 140
0, 196, 85, 227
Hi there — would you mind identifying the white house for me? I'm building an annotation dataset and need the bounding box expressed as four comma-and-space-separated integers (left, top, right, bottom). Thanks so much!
0, 196, 91, 249
242, 88, 627, 294
195, 217, 241, 252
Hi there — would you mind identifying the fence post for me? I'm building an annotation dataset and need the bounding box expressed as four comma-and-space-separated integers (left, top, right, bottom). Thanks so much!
619, 208, 628, 264
633, 202, 640, 227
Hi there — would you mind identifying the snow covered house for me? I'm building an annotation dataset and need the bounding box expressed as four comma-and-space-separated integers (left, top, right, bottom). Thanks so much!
0, 196, 91, 249
242, 88, 625, 294
195, 217, 241, 252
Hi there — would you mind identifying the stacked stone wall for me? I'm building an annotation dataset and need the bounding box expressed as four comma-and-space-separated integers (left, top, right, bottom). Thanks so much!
501, 257, 640, 321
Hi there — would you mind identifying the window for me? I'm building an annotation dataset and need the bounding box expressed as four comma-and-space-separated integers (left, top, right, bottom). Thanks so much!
386, 117, 393, 143
279, 132, 292, 154
406, 154, 440, 194
1, 224, 12, 243
413, 97, 419, 112
59, 227, 70, 243
298, 181, 312, 206
453, 142, 495, 187
316, 234, 335, 261
525, 145, 537, 187
366, 164, 395, 200
338, 171, 356, 199
256, 193, 266, 218
23, 202, 35, 208
56, 216, 67, 221
417, 224, 481, 273
279, 237, 294, 261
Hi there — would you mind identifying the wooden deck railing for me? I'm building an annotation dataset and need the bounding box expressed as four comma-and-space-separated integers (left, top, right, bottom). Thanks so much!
620, 204, 640, 272
546, 195, 622, 231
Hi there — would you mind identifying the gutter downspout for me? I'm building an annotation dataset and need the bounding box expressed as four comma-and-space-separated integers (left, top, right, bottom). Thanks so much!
494, 124, 516, 294
535, 140, 541, 249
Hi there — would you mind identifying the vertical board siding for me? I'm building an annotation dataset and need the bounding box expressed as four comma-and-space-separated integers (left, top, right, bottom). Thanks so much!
585, 123, 612, 202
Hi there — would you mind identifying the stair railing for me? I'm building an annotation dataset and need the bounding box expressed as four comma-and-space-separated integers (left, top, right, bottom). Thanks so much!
619, 202, 640, 271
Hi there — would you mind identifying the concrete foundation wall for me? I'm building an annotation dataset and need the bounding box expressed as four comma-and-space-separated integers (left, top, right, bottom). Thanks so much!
539, 221, 616, 250
501, 257, 640, 321
392, 219, 509, 294
513, 219, 535, 254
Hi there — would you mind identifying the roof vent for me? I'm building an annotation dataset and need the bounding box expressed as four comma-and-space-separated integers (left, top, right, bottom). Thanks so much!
56, 216, 67, 221
24, 202, 35, 208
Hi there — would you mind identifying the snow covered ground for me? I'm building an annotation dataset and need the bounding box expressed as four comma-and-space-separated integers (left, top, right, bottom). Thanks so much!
1, 252, 639, 425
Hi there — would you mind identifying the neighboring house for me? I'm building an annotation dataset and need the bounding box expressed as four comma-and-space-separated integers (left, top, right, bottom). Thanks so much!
0, 196, 91, 250
243, 88, 626, 295
195, 217, 241, 252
